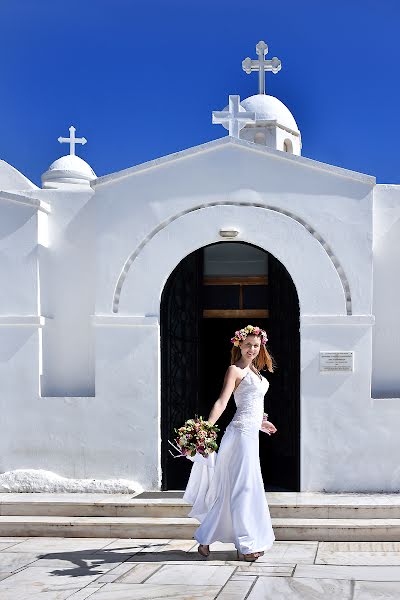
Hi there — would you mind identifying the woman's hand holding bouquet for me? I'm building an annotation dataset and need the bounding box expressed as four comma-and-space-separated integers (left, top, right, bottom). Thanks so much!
260, 412, 277, 436
168, 415, 220, 459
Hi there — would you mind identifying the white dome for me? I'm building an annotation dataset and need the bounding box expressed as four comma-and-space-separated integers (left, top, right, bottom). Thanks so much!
239, 94, 298, 132
47, 155, 96, 178
42, 155, 96, 189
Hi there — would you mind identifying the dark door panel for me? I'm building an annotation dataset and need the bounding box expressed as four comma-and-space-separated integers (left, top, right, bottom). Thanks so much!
161, 244, 300, 491
261, 252, 300, 491
160, 250, 204, 490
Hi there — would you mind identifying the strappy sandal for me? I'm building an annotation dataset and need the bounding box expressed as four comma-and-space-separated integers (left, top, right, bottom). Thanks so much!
197, 544, 210, 557
236, 550, 263, 561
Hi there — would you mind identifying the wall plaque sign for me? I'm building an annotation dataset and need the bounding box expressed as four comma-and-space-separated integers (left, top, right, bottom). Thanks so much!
320, 351, 354, 373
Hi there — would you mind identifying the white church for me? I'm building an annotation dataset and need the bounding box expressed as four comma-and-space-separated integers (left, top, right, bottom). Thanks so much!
1, 40, 399, 494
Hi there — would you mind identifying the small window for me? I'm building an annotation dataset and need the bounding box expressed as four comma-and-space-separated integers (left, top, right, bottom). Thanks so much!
254, 132, 266, 145
283, 139, 293, 153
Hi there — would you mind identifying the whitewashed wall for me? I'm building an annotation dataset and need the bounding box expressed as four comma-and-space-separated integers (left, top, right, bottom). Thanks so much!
38, 188, 96, 397
92, 138, 381, 492
0, 139, 400, 492
371, 184, 400, 398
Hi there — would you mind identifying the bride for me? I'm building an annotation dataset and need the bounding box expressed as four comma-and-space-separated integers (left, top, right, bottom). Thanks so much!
183, 324, 278, 562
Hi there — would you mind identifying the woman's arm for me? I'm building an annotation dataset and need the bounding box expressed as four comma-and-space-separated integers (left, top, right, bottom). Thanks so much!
207, 365, 238, 425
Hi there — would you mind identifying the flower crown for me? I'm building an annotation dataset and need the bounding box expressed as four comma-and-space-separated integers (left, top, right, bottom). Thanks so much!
230, 324, 268, 347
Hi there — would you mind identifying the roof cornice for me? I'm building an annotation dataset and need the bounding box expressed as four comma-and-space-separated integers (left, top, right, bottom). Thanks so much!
0, 191, 51, 213
92, 136, 376, 189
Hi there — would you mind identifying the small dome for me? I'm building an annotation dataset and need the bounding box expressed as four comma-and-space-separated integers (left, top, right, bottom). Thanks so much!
240, 94, 298, 132
41, 155, 96, 189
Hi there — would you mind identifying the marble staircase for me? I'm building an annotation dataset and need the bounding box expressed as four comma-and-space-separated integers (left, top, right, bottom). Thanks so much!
0, 492, 399, 540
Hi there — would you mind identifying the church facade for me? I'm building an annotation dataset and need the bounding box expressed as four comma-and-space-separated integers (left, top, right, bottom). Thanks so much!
1, 42, 400, 493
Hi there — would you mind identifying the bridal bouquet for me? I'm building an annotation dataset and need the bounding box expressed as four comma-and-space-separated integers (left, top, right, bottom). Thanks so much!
168, 415, 220, 459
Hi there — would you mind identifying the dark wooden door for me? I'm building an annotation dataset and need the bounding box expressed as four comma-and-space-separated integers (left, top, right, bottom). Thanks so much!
160, 249, 204, 490
161, 246, 300, 491
260, 252, 300, 491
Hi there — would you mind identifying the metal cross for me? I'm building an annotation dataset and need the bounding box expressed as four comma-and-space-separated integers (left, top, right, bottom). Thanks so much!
58, 126, 87, 156
242, 40, 281, 95
212, 95, 255, 138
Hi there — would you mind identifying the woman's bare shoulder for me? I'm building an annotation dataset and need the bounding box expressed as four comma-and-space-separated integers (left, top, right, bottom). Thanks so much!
225, 364, 242, 377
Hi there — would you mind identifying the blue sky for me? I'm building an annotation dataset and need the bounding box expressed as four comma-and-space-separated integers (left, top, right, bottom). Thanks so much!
1, 0, 399, 185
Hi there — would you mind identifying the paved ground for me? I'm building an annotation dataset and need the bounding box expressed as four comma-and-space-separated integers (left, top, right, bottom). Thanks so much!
1, 537, 400, 599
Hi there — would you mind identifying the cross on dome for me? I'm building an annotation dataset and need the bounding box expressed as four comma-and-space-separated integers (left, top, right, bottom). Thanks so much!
242, 40, 281, 95
58, 126, 87, 156
212, 95, 255, 138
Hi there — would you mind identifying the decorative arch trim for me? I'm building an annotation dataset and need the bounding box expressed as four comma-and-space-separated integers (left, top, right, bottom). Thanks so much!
112, 202, 352, 315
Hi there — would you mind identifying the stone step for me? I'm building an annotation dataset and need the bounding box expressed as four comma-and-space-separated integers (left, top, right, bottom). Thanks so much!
1, 515, 400, 540
1, 492, 400, 519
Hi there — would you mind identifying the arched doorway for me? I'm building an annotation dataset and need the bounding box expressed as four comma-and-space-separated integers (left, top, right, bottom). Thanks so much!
160, 241, 300, 491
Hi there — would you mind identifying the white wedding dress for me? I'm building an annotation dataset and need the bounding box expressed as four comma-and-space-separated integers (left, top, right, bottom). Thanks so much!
183, 368, 275, 554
